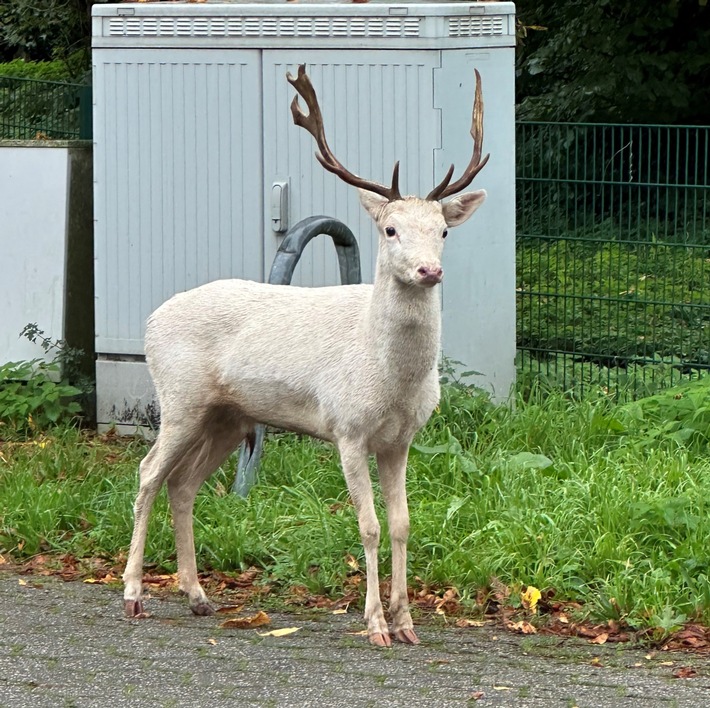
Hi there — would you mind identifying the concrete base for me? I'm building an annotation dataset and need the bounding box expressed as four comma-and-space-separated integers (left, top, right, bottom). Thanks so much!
96, 356, 158, 435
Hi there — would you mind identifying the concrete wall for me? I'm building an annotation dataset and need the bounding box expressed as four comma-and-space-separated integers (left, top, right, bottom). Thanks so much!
0, 141, 94, 374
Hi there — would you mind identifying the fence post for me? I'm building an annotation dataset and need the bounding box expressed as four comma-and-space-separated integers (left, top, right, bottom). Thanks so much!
78, 85, 93, 140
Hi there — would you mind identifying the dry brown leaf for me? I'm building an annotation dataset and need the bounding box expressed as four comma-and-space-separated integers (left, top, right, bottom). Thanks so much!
590, 632, 609, 645
455, 618, 487, 628
672, 666, 697, 679
257, 627, 301, 637
469, 691, 485, 701
506, 620, 537, 635
0, 555, 7, 566
215, 605, 244, 615
219, 611, 270, 629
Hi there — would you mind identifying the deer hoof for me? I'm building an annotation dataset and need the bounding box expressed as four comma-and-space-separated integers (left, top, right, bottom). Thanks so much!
190, 602, 215, 616
393, 628, 420, 645
124, 599, 144, 618
368, 632, 392, 648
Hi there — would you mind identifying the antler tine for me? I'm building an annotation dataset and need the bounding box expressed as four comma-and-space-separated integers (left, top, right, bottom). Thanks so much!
287, 64, 402, 201
426, 69, 490, 201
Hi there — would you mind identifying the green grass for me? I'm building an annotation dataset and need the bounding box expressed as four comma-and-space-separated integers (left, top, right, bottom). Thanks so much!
2, 379, 710, 631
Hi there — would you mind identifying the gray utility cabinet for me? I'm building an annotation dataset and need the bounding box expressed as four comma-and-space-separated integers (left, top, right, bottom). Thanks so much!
92, 1, 517, 432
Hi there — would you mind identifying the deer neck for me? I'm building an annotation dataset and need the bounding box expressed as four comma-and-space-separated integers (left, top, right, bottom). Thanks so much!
366, 265, 442, 381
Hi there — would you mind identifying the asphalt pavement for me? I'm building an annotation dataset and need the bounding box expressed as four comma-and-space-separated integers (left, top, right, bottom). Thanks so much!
1, 569, 710, 707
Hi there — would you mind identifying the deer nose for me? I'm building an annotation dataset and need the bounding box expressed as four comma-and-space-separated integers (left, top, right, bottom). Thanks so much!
417, 265, 444, 285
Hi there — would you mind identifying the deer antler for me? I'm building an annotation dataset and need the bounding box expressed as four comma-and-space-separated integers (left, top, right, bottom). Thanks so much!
287, 64, 402, 202
426, 69, 490, 201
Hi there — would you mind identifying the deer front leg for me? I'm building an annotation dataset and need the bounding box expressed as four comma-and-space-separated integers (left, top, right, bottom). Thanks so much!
338, 440, 390, 647
377, 445, 419, 645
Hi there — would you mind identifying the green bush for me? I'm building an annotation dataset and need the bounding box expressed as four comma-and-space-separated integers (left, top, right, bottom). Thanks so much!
0, 360, 81, 438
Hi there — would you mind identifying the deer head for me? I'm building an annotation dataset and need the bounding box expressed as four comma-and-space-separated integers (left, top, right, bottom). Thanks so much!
287, 64, 488, 288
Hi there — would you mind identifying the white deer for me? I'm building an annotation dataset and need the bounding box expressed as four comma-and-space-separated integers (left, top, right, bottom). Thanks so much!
122, 64, 488, 647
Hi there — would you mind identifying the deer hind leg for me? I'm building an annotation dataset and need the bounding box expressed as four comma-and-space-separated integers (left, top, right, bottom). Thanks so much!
338, 439, 390, 647
166, 410, 251, 616
377, 445, 419, 645
123, 424, 207, 617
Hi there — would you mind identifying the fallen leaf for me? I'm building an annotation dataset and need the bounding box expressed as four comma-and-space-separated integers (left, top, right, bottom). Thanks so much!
345, 554, 360, 571
493, 686, 512, 691
346, 630, 369, 636
257, 627, 301, 637
0, 555, 7, 566
590, 633, 608, 645
468, 691, 485, 701
659, 661, 675, 666
672, 666, 697, 679
216, 605, 244, 615
219, 611, 270, 629
557, 613, 570, 624
18, 578, 27, 586
590, 657, 603, 667
506, 620, 537, 634
521, 585, 541, 613
207, 638, 217, 645
456, 618, 487, 628
332, 609, 348, 615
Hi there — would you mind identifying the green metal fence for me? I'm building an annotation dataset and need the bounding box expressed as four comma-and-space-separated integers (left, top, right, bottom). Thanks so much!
0, 75, 92, 140
516, 121, 710, 398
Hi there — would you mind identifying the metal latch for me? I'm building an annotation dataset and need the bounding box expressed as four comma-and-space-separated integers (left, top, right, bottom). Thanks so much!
271, 180, 289, 233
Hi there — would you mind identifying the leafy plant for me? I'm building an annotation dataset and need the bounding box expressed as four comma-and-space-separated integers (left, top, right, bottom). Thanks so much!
0, 359, 81, 437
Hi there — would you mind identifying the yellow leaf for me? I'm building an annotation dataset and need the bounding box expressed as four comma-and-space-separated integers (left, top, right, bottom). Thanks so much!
345, 554, 359, 571
257, 627, 301, 637
207, 638, 217, 646
83, 578, 103, 584
18, 578, 27, 586
332, 609, 348, 615
521, 585, 541, 613
220, 611, 270, 629
493, 686, 512, 691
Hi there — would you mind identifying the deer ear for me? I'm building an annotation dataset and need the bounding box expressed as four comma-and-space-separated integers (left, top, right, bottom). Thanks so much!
358, 189, 389, 218
442, 190, 487, 227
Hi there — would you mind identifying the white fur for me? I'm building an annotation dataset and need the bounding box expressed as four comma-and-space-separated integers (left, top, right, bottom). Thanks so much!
123, 188, 486, 645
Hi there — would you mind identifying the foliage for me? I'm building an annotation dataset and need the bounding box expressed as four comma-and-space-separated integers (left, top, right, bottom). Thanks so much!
0, 55, 87, 82
515, 0, 710, 123
3, 381, 710, 632
0, 360, 81, 437
0, 325, 91, 438
0, 0, 91, 64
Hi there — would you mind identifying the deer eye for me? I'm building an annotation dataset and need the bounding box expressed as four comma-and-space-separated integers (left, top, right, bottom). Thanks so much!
442, 229, 449, 239
385, 227, 396, 238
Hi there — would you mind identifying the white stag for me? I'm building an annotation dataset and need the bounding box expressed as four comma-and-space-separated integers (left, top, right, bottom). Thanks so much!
123, 64, 488, 647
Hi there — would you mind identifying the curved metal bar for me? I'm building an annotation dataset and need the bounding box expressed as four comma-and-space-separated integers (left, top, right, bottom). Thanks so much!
268, 216, 361, 288
232, 216, 361, 496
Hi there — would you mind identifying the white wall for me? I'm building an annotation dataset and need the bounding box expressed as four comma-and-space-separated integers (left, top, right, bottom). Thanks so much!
0, 144, 70, 365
